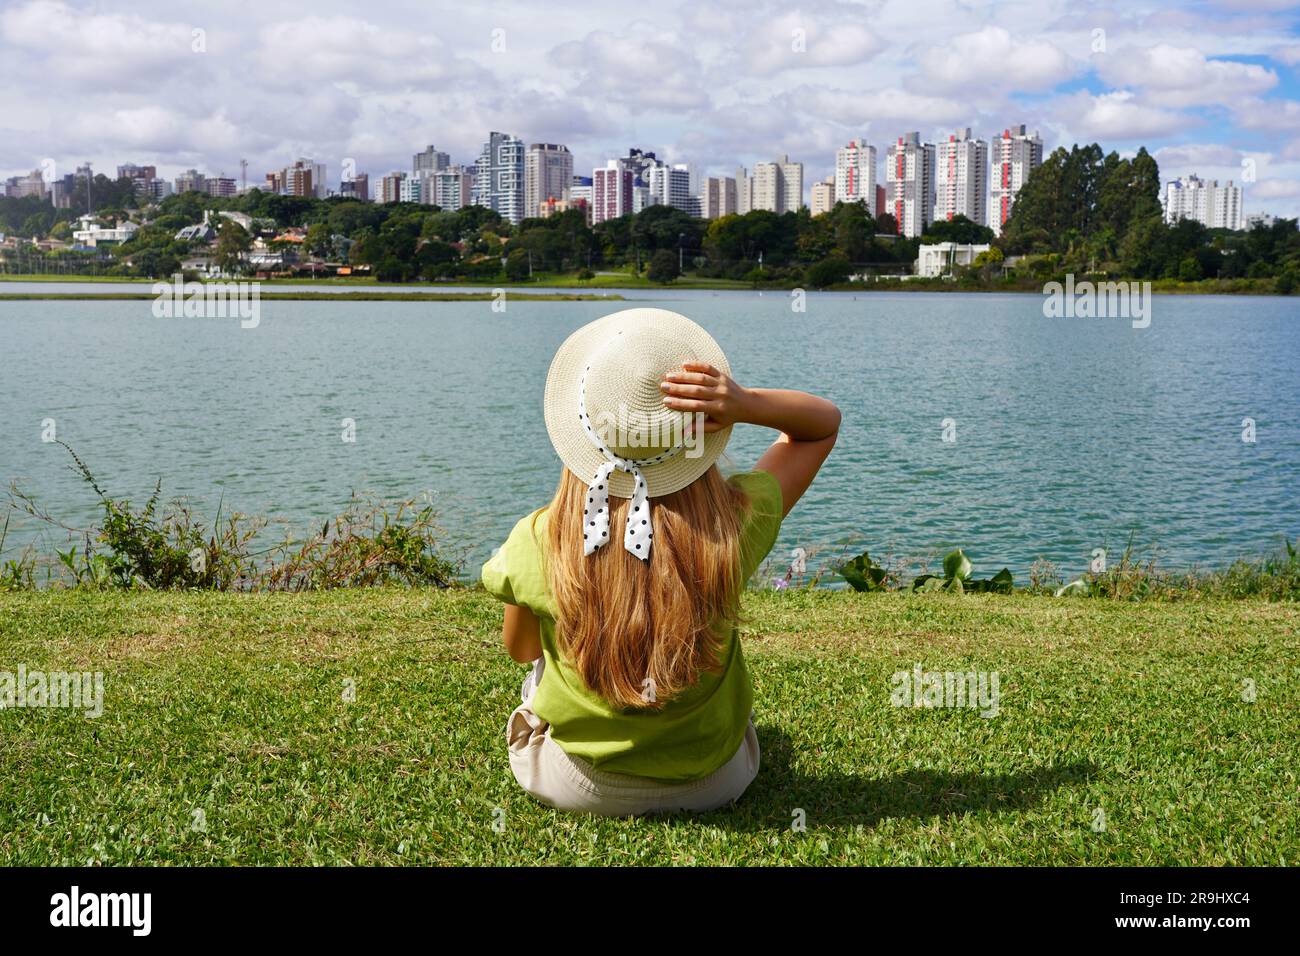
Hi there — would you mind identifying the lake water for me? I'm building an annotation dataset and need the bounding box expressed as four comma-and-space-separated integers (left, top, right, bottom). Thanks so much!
1, 288, 1297, 583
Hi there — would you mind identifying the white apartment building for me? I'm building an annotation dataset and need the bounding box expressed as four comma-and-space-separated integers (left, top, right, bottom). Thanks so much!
835, 140, 876, 208
700, 176, 738, 219
524, 143, 573, 220
885, 132, 935, 238
472, 131, 525, 224
569, 179, 593, 206
810, 178, 834, 217
735, 167, 752, 214
432, 165, 473, 211
632, 184, 653, 213
399, 175, 423, 204
935, 128, 987, 226
645, 163, 694, 213
989, 125, 1043, 233
1165, 175, 1244, 231
746, 155, 804, 214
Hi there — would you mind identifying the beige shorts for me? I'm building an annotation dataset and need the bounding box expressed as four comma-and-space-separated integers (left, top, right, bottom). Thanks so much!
505, 659, 760, 817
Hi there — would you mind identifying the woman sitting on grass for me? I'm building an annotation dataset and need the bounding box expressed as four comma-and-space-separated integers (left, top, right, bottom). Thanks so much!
482, 307, 840, 816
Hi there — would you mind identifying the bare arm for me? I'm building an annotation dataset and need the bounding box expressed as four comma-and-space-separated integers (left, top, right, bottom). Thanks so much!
661, 363, 840, 516
502, 603, 542, 662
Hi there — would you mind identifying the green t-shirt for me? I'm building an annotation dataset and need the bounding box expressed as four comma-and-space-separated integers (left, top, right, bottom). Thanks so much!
481, 470, 784, 782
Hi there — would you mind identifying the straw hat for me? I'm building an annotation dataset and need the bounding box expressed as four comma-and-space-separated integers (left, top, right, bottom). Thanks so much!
544, 308, 733, 499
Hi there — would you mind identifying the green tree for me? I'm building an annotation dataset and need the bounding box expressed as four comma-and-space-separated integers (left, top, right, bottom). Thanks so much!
647, 248, 680, 284
1177, 256, 1202, 281
215, 221, 252, 275
805, 256, 852, 288
921, 214, 995, 245
505, 248, 531, 281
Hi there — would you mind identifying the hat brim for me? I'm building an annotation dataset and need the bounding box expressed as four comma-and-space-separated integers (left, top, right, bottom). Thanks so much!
544, 308, 733, 499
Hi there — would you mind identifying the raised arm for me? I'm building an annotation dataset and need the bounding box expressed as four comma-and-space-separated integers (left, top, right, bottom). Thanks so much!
661, 363, 840, 516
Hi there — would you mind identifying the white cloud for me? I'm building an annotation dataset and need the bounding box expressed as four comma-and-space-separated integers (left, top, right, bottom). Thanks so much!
793, 86, 969, 130
1251, 178, 1300, 199
0, 0, 197, 86
252, 17, 484, 90
915, 27, 1074, 93
1095, 44, 1277, 106
1234, 97, 1300, 130
548, 28, 710, 111
1060, 91, 1190, 140
1154, 143, 1241, 168
741, 11, 884, 75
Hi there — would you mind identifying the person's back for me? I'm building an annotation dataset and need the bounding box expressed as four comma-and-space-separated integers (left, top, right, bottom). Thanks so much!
483, 307, 839, 815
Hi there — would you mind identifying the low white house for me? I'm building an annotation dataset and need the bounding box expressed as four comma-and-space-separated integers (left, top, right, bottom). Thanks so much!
72, 215, 139, 248
915, 242, 991, 278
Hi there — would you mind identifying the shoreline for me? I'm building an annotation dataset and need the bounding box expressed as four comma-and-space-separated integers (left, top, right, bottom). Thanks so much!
0, 273, 1290, 296
0, 290, 623, 302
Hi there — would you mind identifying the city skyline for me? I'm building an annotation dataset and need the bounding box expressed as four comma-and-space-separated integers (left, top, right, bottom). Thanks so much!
2, 0, 1300, 217
4, 126, 1264, 237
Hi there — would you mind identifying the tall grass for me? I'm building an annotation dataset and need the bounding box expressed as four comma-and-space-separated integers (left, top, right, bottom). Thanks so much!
2, 443, 459, 591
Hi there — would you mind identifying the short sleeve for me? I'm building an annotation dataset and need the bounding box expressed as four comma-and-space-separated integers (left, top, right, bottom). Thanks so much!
480, 509, 550, 615
729, 470, 785, 580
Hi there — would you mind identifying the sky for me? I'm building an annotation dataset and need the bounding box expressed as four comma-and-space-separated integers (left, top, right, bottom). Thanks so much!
2, 0, 1300, 217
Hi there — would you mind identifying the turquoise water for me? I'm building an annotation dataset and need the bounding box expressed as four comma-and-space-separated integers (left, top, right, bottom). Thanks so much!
1, 290, 1296, 581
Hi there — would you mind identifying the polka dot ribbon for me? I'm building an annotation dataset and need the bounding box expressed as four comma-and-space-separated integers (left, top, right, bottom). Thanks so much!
578, 365, 682, 561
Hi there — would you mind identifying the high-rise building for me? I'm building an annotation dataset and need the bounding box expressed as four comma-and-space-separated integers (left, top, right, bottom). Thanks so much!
5, 169, 46, 199
781, 156, 804, 212
524, 144, 573, 220
50, 174, 76, 208
885, 132, 935, 237
617, 148, 661, 183
205, 177, 237, 198
117, 164, 157, 183
835, 140, 876, 208
875, 184, 886, 220
592, 161, 634, 223
339, 173, 370, 202
1165, 175, 1243, 231
989, 125, 1043, 233
700, 176, 738, 219
380, 172, 406, 204
413, 145, 450, 176
265, 160, 320, 198
471, 132, 525, 224
748, 155, 803, 213
735, 167, 752, 215
646, 163, 693, 213
569, 176, 593, 203
935, 128, 988, 226
399, 175, 422, 203
810, 177, 834, 217
432, 165, 473, 211
176, 169, 208, 195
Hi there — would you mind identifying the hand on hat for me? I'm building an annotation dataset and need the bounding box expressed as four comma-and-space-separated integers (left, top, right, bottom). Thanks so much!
660, 362, 751, 434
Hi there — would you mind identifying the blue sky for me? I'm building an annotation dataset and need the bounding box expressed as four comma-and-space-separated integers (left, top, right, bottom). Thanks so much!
2, 0, 1299, 217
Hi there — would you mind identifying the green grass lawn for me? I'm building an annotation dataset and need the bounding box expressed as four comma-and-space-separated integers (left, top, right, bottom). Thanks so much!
1, 589, 1295, 865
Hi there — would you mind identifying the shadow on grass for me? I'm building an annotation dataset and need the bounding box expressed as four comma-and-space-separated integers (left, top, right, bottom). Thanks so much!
704, 727, 1100, 831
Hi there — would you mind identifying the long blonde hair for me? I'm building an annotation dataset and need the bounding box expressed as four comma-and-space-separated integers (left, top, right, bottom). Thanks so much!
543, 465, 748, 710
